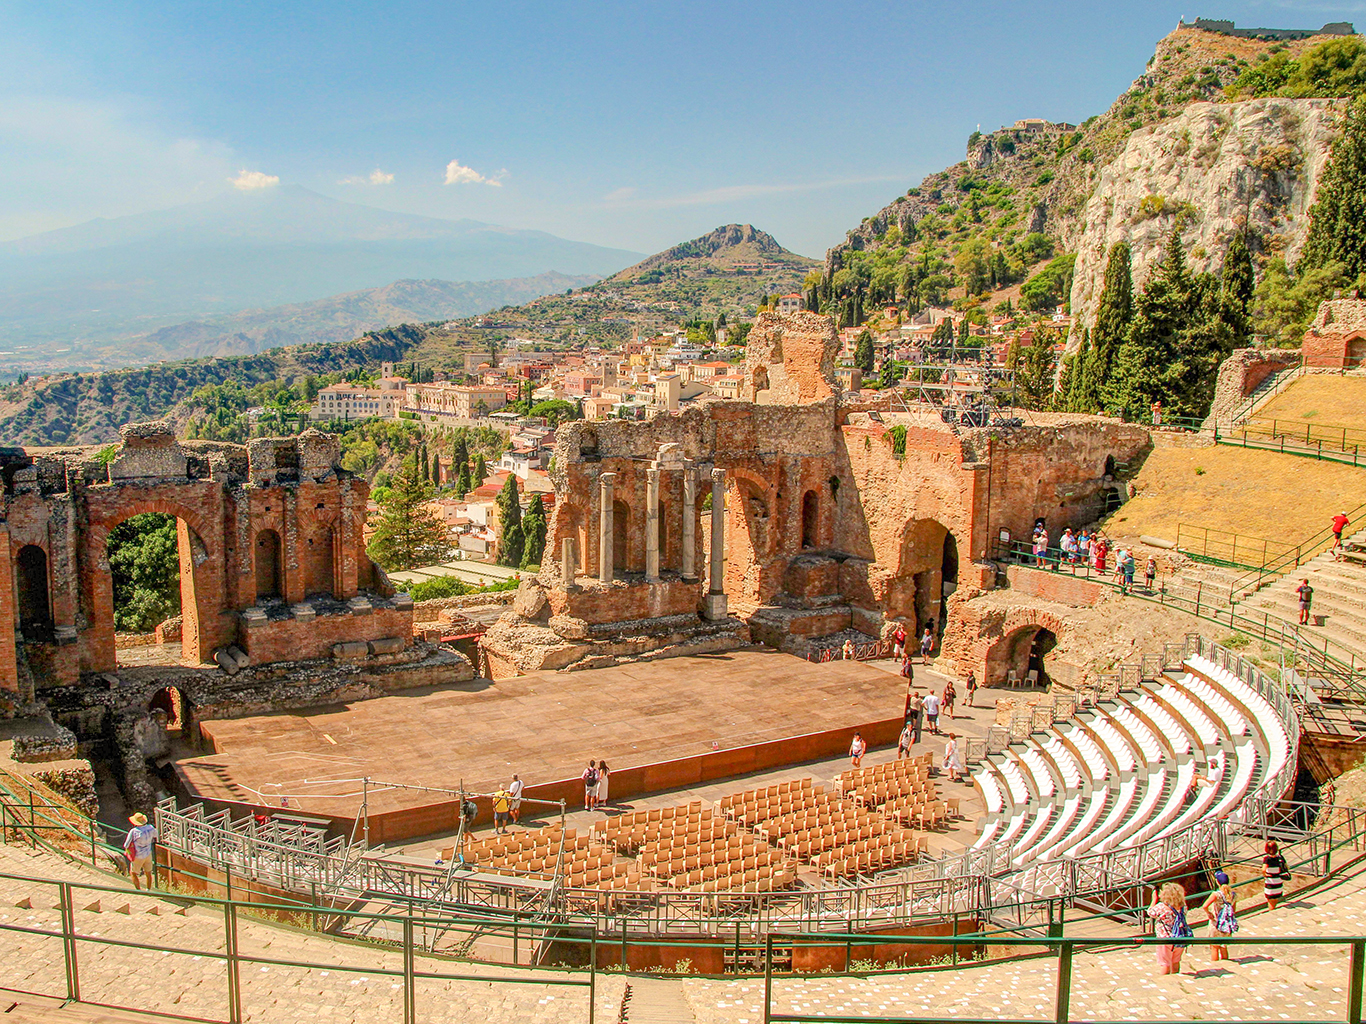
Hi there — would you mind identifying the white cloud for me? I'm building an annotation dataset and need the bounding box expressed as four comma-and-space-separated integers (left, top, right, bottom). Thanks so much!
340, 168, 395, 185
602, 186, 637, 202
230, 169, 279, 190
444, 159, 502, 186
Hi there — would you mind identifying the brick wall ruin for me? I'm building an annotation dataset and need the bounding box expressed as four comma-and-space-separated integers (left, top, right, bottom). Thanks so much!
482, 312, 1152, 672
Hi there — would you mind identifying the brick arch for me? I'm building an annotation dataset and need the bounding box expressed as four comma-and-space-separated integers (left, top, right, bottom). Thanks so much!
724, 466, 779, 601
81, 492, 228, 674
297, 508, 342, 599
965, 607, 1068, 688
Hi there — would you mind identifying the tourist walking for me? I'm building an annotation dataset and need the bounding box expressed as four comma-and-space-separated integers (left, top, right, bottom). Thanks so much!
842, 637, 856, 660
849, 731, 866, 768
1033, 526, 1049, 568
892, 623, 908, 659
1078, 530, 1092, 565
582, 761, 600, 811
1264, 840, 1287, 909
923, 690, 941, 735
965, 671, 978, 707
942, 680, 957, 719
1147, 882, 1193, 975
920, 626, 934, 663
897, 721, 912, 760
943, 732, 964, 782
1093, 536, 1109, 575
595, 760, 610, 807
900, 652, 915, 685
508, 773, 524, 824
1060, 528, 1077, 566
1296, 578, 1314, 625
908, 691, 924, 744
1333, 511, 1350, 560
1150, 399, 1163, 427
492, 787, 512, 834
1120, 549, 1136, 594
1145, 555, 1158, 592
1202, 870, 1238, 962
123, 812, 157, 891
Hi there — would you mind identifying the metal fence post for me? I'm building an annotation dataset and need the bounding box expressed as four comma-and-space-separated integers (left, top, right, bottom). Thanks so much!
1350, 940, 1364, 1024
403, 915, 416, 1024
225, 902, 242, 1024
763, 933, 774, 1024
589, 926, 597, 1024
59, 881, 79, 1003
1054, 940, 1074, 1024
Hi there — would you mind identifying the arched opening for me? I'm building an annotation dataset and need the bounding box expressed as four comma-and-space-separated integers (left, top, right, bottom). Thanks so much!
1349, 335, 1366, 369
887, 518, 958, 635
801, 490, 819, 549
255, 529, 282, 599
109, 513, 182, 636
304, 527, 336, 598
985, 625, 1058, 688
612, 499, 630, 572
149, 686, 189, 739
16, 545, 52, 642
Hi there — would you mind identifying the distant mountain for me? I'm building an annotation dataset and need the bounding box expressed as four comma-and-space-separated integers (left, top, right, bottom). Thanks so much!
601, 223, 815, 298
0, 185, 640, 371
116, 271, 598, 364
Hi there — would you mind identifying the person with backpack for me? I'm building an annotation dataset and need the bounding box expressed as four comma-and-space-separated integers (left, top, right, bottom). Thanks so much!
1147, 882, 1192, 975
1264, 840, 1287, 909
1202, 870, 1239, 962
582, 761, 599, 811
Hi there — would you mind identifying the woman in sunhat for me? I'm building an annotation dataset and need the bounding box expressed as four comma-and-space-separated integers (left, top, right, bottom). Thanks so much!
123, 812, 158, 890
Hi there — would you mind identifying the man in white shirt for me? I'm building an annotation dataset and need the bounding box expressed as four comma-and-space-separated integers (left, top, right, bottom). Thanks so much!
923, 692, 941, 734
508, 774, 524, 824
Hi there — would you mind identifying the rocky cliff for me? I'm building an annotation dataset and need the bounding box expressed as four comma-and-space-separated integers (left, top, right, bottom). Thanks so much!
1068, 97, 1342, 332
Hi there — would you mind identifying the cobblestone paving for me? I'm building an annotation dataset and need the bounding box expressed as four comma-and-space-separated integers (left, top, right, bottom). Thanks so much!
680, 873, 1366, 1023
0, 842, 624, 1023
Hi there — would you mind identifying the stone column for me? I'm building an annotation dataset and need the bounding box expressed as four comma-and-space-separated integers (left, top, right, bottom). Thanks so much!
598, 472, 616, 584
645, 464, 661, 582
704, 467, 728, 620
561, 536, 578, 590
680, 460, 697, 581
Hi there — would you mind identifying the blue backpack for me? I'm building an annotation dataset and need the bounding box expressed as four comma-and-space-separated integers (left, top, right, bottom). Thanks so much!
1215, 898, 1239, 934
1171, 907, 1194, 942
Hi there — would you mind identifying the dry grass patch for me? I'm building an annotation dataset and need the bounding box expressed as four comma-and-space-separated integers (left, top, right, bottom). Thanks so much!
1254, 376, 1366, 433
1101, 445, 1363, 545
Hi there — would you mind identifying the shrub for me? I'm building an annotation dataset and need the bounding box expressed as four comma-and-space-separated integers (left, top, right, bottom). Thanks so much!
407, 575, 471, 601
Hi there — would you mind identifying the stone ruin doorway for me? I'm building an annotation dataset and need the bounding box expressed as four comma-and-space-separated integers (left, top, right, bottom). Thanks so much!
612, 499, 631, 572
148, 685, 193, 741
16, 544, 53, 642
801, 490, 819, 549
887, 518, 959, 640
255, 528, 282, 599
986, 625, 1058, 688
103, 511, 212, 667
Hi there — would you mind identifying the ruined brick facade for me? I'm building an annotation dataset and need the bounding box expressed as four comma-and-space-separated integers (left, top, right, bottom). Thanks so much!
483, 312, 1152, 673
0, 422, 406, 700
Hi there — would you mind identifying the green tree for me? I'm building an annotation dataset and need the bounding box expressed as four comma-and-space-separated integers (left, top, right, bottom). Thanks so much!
1301, 95, 1366, 280
1252, 257, 1349, 345
457, 460, 473, 496
451, 436, 469, 489
529, 399, 579, 426
879, 359, 901, 389
520, 493, 547, 569
1066, 327, 1090, 412
108, 513, 181, 632
496, 474, 524, 567
1219, 233, 1256, 348
366, 459, 450, 572
1087, 242, 1133, 413
1015, 329, 1058, 409
853, 329, 875, 375
474, 453, 487, 485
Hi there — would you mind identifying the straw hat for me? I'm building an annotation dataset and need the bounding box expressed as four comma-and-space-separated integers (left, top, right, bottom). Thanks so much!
129, 813, 148, 826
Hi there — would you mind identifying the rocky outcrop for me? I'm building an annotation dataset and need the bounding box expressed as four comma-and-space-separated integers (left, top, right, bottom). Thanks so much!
1069, 98, 1342, 335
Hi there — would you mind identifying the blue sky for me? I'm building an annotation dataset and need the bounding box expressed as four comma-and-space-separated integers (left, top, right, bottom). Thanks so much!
2, 0, 1362, 259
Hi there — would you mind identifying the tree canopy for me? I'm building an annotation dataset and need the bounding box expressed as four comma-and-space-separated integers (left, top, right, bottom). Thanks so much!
366, 458, 450, 571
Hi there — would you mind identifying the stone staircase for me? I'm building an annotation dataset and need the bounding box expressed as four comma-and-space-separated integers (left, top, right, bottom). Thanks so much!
1244, 528, 1366, 667
969, 654, 1293, 892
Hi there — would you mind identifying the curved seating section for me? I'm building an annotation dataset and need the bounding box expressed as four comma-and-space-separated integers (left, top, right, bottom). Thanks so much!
970, 658, 1294, 877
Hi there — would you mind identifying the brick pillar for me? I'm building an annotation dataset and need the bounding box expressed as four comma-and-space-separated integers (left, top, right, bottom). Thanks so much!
704, 468, 728, 620
681, 461, 697, 581
598, 472, 616, 584
645, 464, 660, 582
0, 526, 17, 695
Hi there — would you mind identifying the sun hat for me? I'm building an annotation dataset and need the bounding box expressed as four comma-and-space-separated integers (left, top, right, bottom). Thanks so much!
129, 812, 148, 826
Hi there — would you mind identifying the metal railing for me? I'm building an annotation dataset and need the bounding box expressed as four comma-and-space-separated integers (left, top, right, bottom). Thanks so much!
1175, 522, 1299, 571
805, 639, 890, 663
1227, 499, 1366, 604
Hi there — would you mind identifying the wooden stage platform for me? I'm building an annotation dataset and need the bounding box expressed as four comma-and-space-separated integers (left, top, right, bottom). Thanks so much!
174, 649, 910, 842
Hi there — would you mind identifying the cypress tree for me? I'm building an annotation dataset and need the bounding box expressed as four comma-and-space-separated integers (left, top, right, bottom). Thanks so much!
1066, 328, 1091, 412
496, 475, 523, 567
521, 494, 547, 569
1301, 95, 1366, 280
1219, 233, 1256, 347
854, 330, 875, 375
1089, 242, 1133, 413
474, 453, 487, 485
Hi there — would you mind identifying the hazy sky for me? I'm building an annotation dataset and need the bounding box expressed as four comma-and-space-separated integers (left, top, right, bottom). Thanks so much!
2, 0, 1362, 258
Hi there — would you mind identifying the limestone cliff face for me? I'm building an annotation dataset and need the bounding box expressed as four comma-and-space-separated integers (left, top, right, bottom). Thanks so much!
1069, 97, 1342, 335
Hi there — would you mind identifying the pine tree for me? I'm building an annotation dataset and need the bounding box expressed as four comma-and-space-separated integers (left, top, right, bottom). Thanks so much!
1088, 242, 1133, 413
1301, 95, 1366, 280
1015, 329, 1058, 409
366, 458, 450, 572
520, 494, 547, 569
496, 475, 523, 567
1066, 328, 1090, 412
853, 330, 875, 375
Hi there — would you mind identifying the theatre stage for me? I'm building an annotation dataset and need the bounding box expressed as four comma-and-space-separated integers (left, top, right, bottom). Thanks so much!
174, 648, 909, 843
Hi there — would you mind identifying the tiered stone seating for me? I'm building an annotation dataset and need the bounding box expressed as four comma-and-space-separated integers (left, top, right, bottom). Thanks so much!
971, 657, 1294, 877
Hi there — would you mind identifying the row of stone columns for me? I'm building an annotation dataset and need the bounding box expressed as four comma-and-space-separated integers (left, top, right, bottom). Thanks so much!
580, 462, 727, 617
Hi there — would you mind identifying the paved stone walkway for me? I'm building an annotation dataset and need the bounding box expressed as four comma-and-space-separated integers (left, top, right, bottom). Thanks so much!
0, 842, 623, 1023
680, 868, 1366, 1023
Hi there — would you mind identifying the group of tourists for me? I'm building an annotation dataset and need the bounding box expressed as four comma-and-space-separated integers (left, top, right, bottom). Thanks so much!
1033, 524, 1158, 594
884, 623, 937, 665
491, 774, 525, 834
1145, 841, 1291, 975
582, 760, 611, 811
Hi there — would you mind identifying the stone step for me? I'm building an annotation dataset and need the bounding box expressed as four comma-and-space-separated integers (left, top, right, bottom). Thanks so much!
626, 978, 697, 1024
